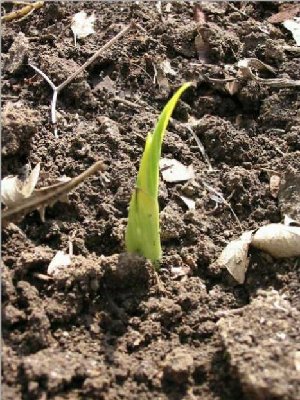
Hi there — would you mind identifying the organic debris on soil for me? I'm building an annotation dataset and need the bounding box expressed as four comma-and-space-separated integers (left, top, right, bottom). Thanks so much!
2, 2, 300, 400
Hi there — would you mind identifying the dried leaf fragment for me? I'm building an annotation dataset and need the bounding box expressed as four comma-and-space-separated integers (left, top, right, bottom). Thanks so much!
284, 215, 299, 226
237, 58, 300, 88
160, 158, 195, 183
237, 58, 276, 77
252, 224, 300, 258
71, 11, 95, 43
282, 17, 300, 46
217, 231, 252, 284
1, 163, 40, 208
165, 3, 172, 13
2, 161, 104, 226
160, 60, 177, 76
216, 220, 300, 284
156, 1, 162, 14
180, 195, 196, 210
269, 174, 281, 198
47, 251, 72, 275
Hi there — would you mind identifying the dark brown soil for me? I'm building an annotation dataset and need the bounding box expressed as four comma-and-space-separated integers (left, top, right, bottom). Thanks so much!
2, 2, 300, 400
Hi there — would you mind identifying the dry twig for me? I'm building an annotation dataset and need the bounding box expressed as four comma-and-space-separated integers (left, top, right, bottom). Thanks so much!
29, 22, 136, 136
1, 1, 44, 22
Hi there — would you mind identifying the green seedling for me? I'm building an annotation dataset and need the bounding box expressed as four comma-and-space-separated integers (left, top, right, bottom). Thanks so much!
125, 82, 192, 265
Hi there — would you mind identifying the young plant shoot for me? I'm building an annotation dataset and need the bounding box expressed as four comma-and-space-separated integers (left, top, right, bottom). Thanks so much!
125, 82, 191, 265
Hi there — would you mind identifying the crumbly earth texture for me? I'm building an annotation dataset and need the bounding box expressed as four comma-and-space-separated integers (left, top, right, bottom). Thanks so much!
2, 2, 300, 400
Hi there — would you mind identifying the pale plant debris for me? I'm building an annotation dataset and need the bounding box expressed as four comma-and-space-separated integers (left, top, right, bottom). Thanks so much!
237, 58, 300, 88
284, 215, 300, 227
160, 60, 177, 76
29, 63, 59, 137
194, 33, 210, 63
295, 352, 300, 373
283, 45, 300, 53
153, 58, 177, 94
156, 1, 162, 14
208, 57, 300, 91
47, 250, 72, 275
237, 58, 277, 76
282, 17, 300, 46
48, 240, 73, 275
155, 1, 172, 18
2, 161, 104, 227
1, 1, 44, 23
169, 118, 213, 171
187, 127, 213, 170
154, 62, 170, 94
252, 224, 300, 258
165, 3, 172, 13
225, 80, 240, 95
160, 158, 195, 183
217, 222, 300, 284
1, 163, 40, 208
217, 231, 252, 284
29, 22, 135, 136
201, 181, 242, 230
179, 195, 196, 210
193, 3, 206, 24
71, 11, 95, 46
269, 174, 281, 198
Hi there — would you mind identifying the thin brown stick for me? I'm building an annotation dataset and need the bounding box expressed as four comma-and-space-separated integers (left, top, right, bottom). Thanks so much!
57, 22, 135, 92
29, 22, 135, 136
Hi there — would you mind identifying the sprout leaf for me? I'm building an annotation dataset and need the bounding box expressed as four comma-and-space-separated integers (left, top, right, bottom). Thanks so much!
125, 83, 191, 264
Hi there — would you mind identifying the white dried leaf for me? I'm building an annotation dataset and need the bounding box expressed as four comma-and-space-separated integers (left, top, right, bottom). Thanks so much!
295, 351, 300, 372
165, 3, 172, 13
1, 163, 40, 208
47, 250, 72, 275
160, 158, 195, 183
160, 60, 177, 76
180, 195, 196, 210
284, 215, 299, 226
252, 224, 300, 258
282, 17, 300, 46
71, 11, 95, 41
217, 231, 253, 284
156, 1, 162, 14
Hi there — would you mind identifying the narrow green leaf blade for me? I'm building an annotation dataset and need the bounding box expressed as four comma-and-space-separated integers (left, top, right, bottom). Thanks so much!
125, 83, 192, 264
137, 82, 192, 199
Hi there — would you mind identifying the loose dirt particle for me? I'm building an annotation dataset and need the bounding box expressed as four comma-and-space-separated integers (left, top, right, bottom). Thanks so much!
162, 348, 194, 384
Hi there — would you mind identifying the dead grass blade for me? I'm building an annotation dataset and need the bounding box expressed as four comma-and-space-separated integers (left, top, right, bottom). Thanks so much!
2, 161, 104, 226
237, 58, 300, 88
